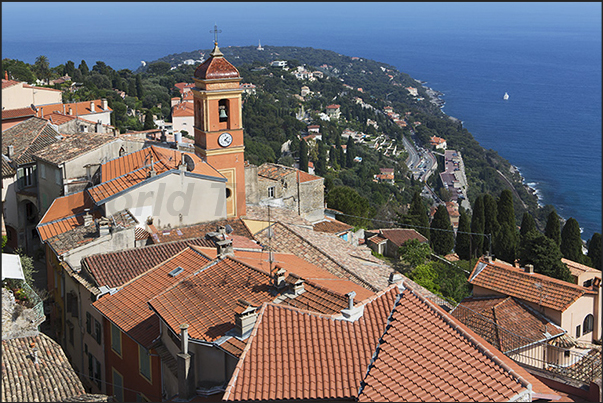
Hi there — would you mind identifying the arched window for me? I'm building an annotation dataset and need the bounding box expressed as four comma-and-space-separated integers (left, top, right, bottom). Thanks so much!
218, 99, 229, 123
119, 147, 125, 157
583, 314, 594, 335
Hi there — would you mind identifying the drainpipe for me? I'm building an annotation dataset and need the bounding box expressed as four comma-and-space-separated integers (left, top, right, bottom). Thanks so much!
297, 170, 301, 216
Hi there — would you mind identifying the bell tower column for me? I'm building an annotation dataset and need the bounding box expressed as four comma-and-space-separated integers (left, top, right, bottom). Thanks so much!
192, 41, 246, 217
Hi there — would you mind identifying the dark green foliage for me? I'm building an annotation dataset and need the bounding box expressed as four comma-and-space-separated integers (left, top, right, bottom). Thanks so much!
398, 238, 431, 267
34, 55, 50, 83
455, 209, 471, 260
519, 230, 572, 282
143, 110, 156, 130
470, 195, 485, 257
136, 73, 144, 99
560, 218, 584, 263
497, 190, 516, 229
494, 223, 518, 264
299, 139, 309, 172
407, 261, 471, 303
520, 212, 537, 241
1, 59, 36, 83
314, 140, 327, 176
64, 60, 76, 77
325, 186, 373, 228
587, 233, 601, 270
345, 136, 355, 168
147, 61, 171, 76
483, 193, 499, 241
78, 60, 89, 76
430, 205, 454, 256
401, 191, 430, 239
544, 209, 562, 246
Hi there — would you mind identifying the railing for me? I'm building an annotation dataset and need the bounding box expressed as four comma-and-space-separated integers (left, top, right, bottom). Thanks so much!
451, 303, 602, 385
21, 281, 45, 326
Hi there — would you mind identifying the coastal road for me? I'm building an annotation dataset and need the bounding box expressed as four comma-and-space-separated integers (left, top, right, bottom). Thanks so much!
403, 136, 420, 169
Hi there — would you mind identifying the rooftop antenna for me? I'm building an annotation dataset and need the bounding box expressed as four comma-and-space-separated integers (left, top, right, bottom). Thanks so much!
268, 204, 274, 276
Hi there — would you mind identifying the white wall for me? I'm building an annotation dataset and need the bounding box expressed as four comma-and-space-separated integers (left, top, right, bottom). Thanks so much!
2, 83, 63, 110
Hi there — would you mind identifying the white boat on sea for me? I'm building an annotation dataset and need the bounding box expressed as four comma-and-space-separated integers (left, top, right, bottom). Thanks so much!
503, 92, 509, 100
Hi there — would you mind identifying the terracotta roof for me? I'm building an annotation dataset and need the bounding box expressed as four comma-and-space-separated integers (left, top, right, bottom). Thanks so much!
37, 190, 98, 242
44, 112, 75, 125
326, 104, 340, 109
171, 101, 194, 117
2, 155, 16, 177
452, 296, 565, 353
35, 99, 112, 118
88, 145, 225, 203
378, 228, 428, 247
147, 253, 351, 347
366, 234, 387, 245
147, 217, 254, 244
93, 247, 212, 349
468, 258, 597, 312
312, 217, 353, 235
33, 133, 117, 165
224, 283, 549, 402
2, 106, 36, 120
562, 258, 601, 278
2, 79, 21, 89
2, 117, 61, 166
174, 82, 195, 93
243, 205, 314, 228
257, 162, 322, 183
194, 47, 240, 80
83, 238, 215, 289
45, 210, 138, 256
254, 221, 392, 292
1, 333, 87, 402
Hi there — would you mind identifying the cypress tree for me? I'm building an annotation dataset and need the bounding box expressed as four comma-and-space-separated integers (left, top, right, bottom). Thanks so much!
407, 191, 430, 240
345, 136, 355, 168
78, 59, 89, 76
519, 212, 537, 241
544, 209, 562, 246
455, 209, 471, 260
143, 110, 156, 130
470, 195, 485, 257
315, 140, 327, 176
519, 231, 572, 282
493, 190, 518, 263
483, 193, 499, 243
497, 190, 515, 228
430, 204, 454, 256
587, 233, 602, 270
299, 139, 309, 172
560, 218, 584, 263
136, 73, 144, 99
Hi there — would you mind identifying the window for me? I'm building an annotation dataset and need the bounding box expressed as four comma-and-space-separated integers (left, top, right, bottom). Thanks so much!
139, 344, 152, 382
583, 279, 593, 287
268, 186, 275, 198
40, 163, 46, 179
576, 325, 581, 338
94, 319, 101, 344
67, 321, 74, 346
55, 168, 61, 185
564, 350, 571, 358
111, 323, 122, 356
88, 353, 101, 388
136, 393, 150, 402
17, 166, 36, 188
218, 99, 229, 123
86, 312, 92, 334
112, 368, 124, 402
583, 314, 594, 335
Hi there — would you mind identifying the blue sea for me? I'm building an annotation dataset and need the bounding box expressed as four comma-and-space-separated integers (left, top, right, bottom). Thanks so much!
2, 3, 601, 240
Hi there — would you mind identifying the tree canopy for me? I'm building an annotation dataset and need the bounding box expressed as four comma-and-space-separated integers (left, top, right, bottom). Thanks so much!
430, 204, 454, 256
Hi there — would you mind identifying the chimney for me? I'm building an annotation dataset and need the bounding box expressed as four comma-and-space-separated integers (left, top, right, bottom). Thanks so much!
98, 218, 111, 237
273, 265, 286, 289
388, 272, 403, 285
286, 273, 305, 296
101, 98, 108, 110
32, 347, 39, 364
177, 323, 195, 400
525, 264, 534, 274
216, 238, 234, 258
83, 209, 93, 226
346, 291, 356, 310
234, 299, 258, 338
7, 145, 14, 159
179, 153, 186, 171
68, 107, 73, 115
90, 101, 95, 112
340, 291, 365, 322
148, 153, 156, 177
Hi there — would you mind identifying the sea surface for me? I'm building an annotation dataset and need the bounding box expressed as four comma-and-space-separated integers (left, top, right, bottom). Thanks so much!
2, 3, 600, 240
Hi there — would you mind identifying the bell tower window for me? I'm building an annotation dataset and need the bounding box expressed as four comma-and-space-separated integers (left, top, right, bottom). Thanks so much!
219, 99, 229, 123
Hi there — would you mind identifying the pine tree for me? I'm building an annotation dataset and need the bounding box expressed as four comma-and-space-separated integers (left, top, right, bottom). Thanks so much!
78, 60, 89, 76
587, 233, 601, 270
455, 209, 471, 260
544, 209, 562, 246
560, 218, 584, 263
470, 195, 485, 257
143, 110, 156, 130
299, 138, 309, 172
430, 205, 454, 256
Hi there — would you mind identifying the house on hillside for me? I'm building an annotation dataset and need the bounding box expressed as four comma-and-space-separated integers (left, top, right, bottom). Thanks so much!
326, 104, 341, 120
365, 228, 428, 258
468, 256, 601, 344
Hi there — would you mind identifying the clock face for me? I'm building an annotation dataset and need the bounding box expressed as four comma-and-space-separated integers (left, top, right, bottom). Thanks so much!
218, 132, 233, 147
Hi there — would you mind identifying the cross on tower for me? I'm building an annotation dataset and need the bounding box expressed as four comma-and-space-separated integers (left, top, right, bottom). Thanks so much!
210, 24, 222, 45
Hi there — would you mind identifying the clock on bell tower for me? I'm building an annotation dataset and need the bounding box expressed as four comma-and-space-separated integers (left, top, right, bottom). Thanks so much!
192, 37, 246, 217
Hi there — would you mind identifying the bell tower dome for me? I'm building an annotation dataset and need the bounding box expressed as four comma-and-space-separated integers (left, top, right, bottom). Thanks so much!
192, 38, 245, 217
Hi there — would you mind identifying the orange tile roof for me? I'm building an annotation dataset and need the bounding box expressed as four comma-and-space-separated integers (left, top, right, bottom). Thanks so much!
1, 106, 36, 120
171, 101, 194, 117
93, 247, 212, 349
452, 296, 565, 353
312, 217, 353, 235
224, 283, 548, 402
37, 190, 98, 242
257, 162, 322, 183
379, 228, 428, 247
194, 51, 240, 80
148, 254, 352, 347
2, 79, 21, 89
468, 258, 597, 312
88, 146, 225, 203
35, 99, 112, 118
562, 258, 601, 278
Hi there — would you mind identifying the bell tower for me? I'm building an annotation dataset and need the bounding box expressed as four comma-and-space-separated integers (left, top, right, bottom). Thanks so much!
192, 36, 245, 217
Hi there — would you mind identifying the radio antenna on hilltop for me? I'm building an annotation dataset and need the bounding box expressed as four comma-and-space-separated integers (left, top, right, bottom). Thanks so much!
210, 23, 222, 46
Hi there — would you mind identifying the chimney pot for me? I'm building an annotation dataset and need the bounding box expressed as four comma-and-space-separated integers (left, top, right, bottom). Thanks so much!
526, 264, 534, 274
235, 301, 258, 337
274, 266, 286, 289
102, 98, 108, 110
90, 101, 95, 112
180, 323, 189, 354
69, 107, 73, 115
388, 272, 403, 285
347, 291, 356, 310
7, 145, 14, 159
